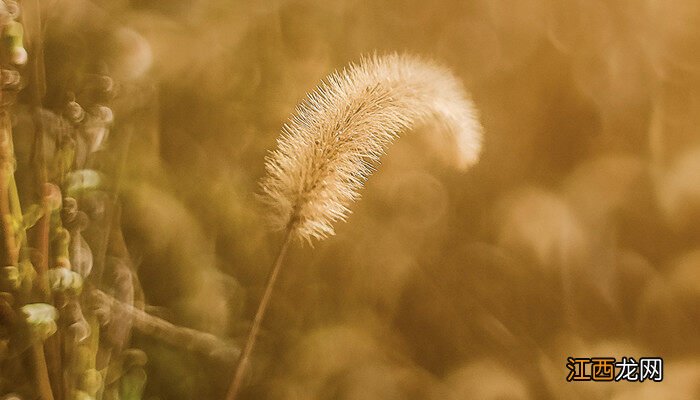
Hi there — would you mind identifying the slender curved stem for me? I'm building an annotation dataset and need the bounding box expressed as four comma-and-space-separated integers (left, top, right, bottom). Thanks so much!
225, 229, 293, 400
92, 289, 240, 359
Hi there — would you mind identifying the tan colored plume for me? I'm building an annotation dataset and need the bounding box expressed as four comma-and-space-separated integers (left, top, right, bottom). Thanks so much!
260, 53, 484, 243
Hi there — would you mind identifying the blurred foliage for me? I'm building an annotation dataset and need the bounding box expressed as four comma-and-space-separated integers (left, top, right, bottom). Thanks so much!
2, 0, 700, 399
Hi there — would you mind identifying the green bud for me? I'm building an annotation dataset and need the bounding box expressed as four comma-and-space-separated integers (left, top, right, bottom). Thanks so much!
3, 21, 26, 66
48, 267, 83, 295
65, 170, 103, 196
20, 303, 58, 341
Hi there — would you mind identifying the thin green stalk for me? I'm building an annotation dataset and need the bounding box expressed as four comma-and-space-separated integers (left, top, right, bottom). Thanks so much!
0, 111, 54, 400
225, 229, 293, 400
0, 169, 17, 265
0, 113, 18, 265
22, 1, 62, 396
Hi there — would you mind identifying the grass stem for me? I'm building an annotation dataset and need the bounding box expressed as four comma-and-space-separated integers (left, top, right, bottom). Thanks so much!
225, 228, 293, 400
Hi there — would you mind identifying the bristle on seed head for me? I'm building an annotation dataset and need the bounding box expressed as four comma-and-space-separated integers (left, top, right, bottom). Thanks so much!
259, 53, 483, 243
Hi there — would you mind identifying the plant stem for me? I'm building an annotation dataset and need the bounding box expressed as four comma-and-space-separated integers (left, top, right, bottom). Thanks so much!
23, 2, 62, 397
225, 229, 293, 400
0, 111, 54, 400
31, 343, 54, 400
0, 112, 18, 266
91, 289, 240, 360
0, 168, 17, 265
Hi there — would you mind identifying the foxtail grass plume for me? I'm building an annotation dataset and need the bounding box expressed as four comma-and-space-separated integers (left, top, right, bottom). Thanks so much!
260, 53, 483, 242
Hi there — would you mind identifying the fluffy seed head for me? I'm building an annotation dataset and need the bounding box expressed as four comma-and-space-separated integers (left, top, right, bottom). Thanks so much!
260, 53, 483, 243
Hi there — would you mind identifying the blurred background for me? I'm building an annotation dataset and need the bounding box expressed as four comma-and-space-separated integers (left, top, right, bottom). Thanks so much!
33, 0, 700, 398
